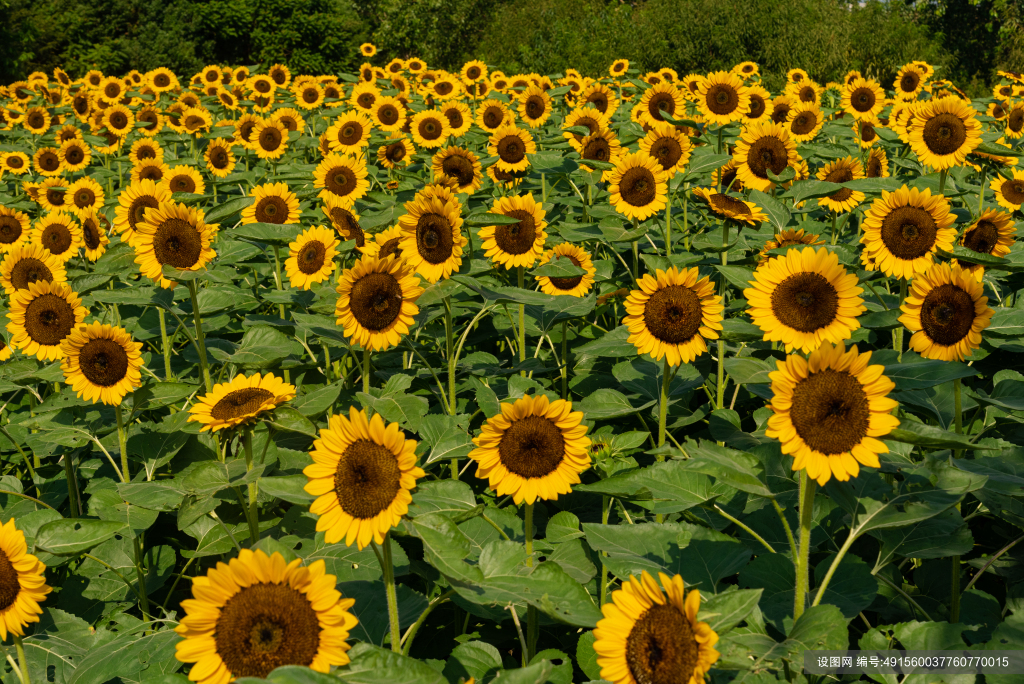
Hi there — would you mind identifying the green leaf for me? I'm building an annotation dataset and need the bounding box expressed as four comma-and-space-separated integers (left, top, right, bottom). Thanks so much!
698, 587, 764, 633
268, 407, 318, 437
937, 245, 1010, 268
531, 256, 586, 278
339, 643, 447, 684
747, 190, 791, 231
685, 149, 732, 176
886, 421, 995, 451
579, 388, 653, 420
577, 461, 733, 514
66, 622, 180, 684
785, 179, 843, 205
407, 480, 478, 518
679, 440, 774, 498
871, 508, 974, 567
35, 519, 127, 555
860, 308, 901, 329
883, 358, 979, 390
444, 641, 503, 684
986, 307, 1024, 336
812, 553, 877, 619
465, 212, 526, 226
260, 474, 314, 504
546, 511, 584, 543
575, 632, 601, 681
203, 196, 255, 224
722, 357, 775, 384
230, 325, 304, 369
573, 326, 636, 358
715, 265, 755, 290
231, 222, 301, 245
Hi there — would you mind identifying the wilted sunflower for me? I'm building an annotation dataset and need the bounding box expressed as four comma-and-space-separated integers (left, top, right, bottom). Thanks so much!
536, 243, 596, 297
860, 185, 957, 279
174, 548, 358, 682
608, 152, 669, 222
0, 242, 66, 295
623, 266, 724, 366
691, 187, 767, 225
60, 323, 142, 405
285, 226, 339, 290
908, 97, 982, 171
0, 517, 51, 641
697, 71, 750, 125
816, 157, 865, 214
517, 85, 553, 128
865, 147, 890, 178
78, 208, 110, 262
469, 394, 591, 505
6, 280, 87, 361
376, 134, 415, 170
242, 182, 300, 226
475, 99, 513, 133
785, 103, 824, 143
431, 146, 483, 195
479, 193, 548, 269
733, 121, 799, 192
114, 179, 172, 241
162, 166, 206, 195
189, 373, 296, 432
639, 122, 693, 177
398, 194, 467, 283
410, 110, 451, 149
314, 154, 370, 203
756, 228, 825, 264
304, 407, 425, 549
203, 139, 236, 178
326, 111, 372, 154
745, 246, 865, 354
488, 124, 536, 173
335, 255, 422, 352
639, 82, 687, 125
766, 342, 898, 485
252, 119, 289, 160
133, 201, 218, 288
321, 194, 364, 248
32, 211, 81, 263
992, 170, 1024, 212
58, 139, 91, 172
0, 207, 30, 253
842, 78, 886, 120
899, 262, 994, 361
1, 151, 31, 175
594, 571, 719, 684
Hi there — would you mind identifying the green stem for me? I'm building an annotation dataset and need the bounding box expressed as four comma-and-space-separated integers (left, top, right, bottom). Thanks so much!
938, 168, 948, 195
664, 194, 672, 255
13, 635, 28, 684
950, 376, 963, 622
242, 429, 259, 545
831, 213, 838, 246
62, 452, 79, 517
978, 166, 986, 213
657, 357, 670, 453
377, 534, 402, 652
599, 496, 611, 606
271, 245, 286, 321
772, 498, 799, 562
717, 220, 730, 410
116, 405, 130, 482
362, 348, 371, 395
186, 280, 212, 393
157, 307, 173, 381
444, 297, 456, 415
714, 504, 775, 554
524, 502, 537, 662
894, 278, 908, 362
401, 589, 454, 656
560, 321, 569, 400
517, 266, 526, 376
794, 471, 816, 620
131, 536, 153, 619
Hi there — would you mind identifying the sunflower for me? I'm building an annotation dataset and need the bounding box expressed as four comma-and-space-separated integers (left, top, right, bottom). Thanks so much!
181, 106, 212, 135
32, 211, 81, 263
733, 121, 799, 192
284, 226, 340, 290
513, 85, 552, 128
580, 82, 620, 116
364, 225, 405, 260
397, 194, 466, 284
189, 373, 295, 433
0, 242, 66, 295
815, 157, 865, 214
58, 139, 91, 173
785, 103, 824, 143
681, 73, 706, 101
487, 165, 526, 189
35, 178, 70, 213
365, 95, 403, 133
908, 97, 982, 171
234, 114, 262, 148
6, 280, 87, 361
786, 79, 824, 107
294, 81, 325, 110
854, 117, 882, 149
608, 152, 669, 222
268, 63, 291, 87
477, 193, 548, 270
431, 146, 483, 195
953, 209, 1016, 280
321, 194, 365, 248
860, 185, 957, 279
766, 343, 898, 485
756, 228, 825, 264
251, 119, 289, 160
114, 179, 172, 241
744, 246, 865, 354
488, 124, 536, 174
325, 112, 372, 155
0, 207, 30, 253
460, 60, 488, 84
314, 154, 370, 204
410, 110, 451, 149
133, 201, 218, 288
440, 101, 472, 137
159, 166, 204, 196
1005, 103, 1024, 140
1, 151, 31, 175
135, 106, 163, 136
475, 99, 513, 133
623, 266, 724, 366
639, 122, 693, 177
131, 158, 168, 184
865, 147, 890, 178
894, 64, 926, 100
536, 243, 596, 297
22, 106, 50, 135
562, 106, 610, 150
594, 571, 719, 684
58, 322, 142, 405
468, 394, 590, 505
992, 170, 1024, 212
899, 262, 994, 361
768, 94, 796, 125
148, 66, 178, 92
697, 71, 750, 125
242, 182, 300, 226
334, 255, 423, 353
0, 517, 50, 641
691, 187, 767, 225
741, 84, 771, 125
841, 78, 885, 120
128, 140, 162, 168
31, 147, 62, 177
203, 139, 236, 178
360, 42, 377, 57
429, 75, 462, 101
377, 134, 416, 170
77, 208, 109, 262
638, 82, 686, 126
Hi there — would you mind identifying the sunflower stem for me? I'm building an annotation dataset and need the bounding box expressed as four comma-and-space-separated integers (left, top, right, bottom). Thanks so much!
242, 428, 259, 545
517, 266, 526, 376
378, 534, 402, 653
950, 376, 963, 622
794, 470, 816, 620
664, 193, 672, 255
939, 169, 948, 195
599, 496, 611, 606
560, 321, 569, 400
157, 307, 173, 381
444, 296, 457, 416
131, 535, 153, 621
524, 502, 537, 662
978, 166, 987, 213
186, 280, 212, 393
62, 452, 80, 517
115, 404, 130, 483
13, 635, 28, 684
658, 357, 671, 455
831, 213, 838, 246
362, 348, 371, 395
683, 185, 690, 251
895, 278, 908, 362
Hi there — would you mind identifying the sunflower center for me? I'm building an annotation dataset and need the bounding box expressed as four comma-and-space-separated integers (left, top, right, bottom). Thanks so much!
83, 218, 101, 250
1004, 181, 1024, 204
334, 439, 402, 519
139, 165, 163, 181
525, 95, 546, 120
172, 174, 197, 193
255, 196, 288, 224
647, 92, 675, 121
66, 147, 85, 164
851, 87, 875, 112
643, 285, 703, 344
582, 137, 611, 162
748, 95, 765, 118
771, 103, 791, 125
435, 82, 454, 96
442, 154, 475, 186
706, 84, 738, 115
350, 272, 403, 331
650, 137, 682, 170
326, 166, 357, 197
0, 550, 20, 611
497, 135, 525, 164
153, 218, 203, 269
78, 338, 129, 387
921, 283, 975, 345
1009, 109, 1024, 133
467, 66, 481, 80
708, 194, 750, 217
824, 166, 854, 202
0, 217, 23, 244
302, 88, 319, 103
418, 117, 443, 140
328, 208, 364, 246
866, 155, 882, 178
239, 121, 257, 142
338, 122, 363, 146
770, 272, 839, 333
136, 146, 156, 160
138, 111, 158, 129
798, 86, 816, 102
38, 152, 60, 172
259, 127, 283, 152
11, 258, 53, 289
211, 148, 230, 168
548, 255, 584, 291
24, 293, 75, 346
879, 206, 938, 260
297, 241, 327, 275
493, 209, 537, 256
747, 136, 789, 179
374, 104, 399, 127
791, 112, 816, 136
900, 72, 920, 92
789, 369, 870, 455
129, 196, 160, 231
385, 142, 407, 164
6, 156, 24, 169
378, 237, 403, 260
214, 582, 320, 678
620, 167, 657, 208
922, 113, 967, 155
625, 603, 699, 684
415, 213, 454, 264
498, 415, 565, 478
210, 388, 274, 421
963, 220, 998, 255
41, 224, 72, 255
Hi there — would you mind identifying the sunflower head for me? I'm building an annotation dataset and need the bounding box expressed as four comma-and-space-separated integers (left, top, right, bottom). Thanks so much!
957, 209, 1016, 278
0, 517, 51, 640
286, 226, 340, 291
397, 193, 467, 284
536, 243, 597, 298
242, 182, 300, 226
734, 122, 800, 192
908, 97, 983, 171
315, 153, 370, 203
188, 373, 296, 433
608, 152, 669, 222
0, 242, 67, 295
335, 255, 423, 351
488, 124, 536, 173
816, 156, 865, 214
6, 279, 88, 361
432, 146, 483, 194
60, 323, 143, 405
478, 193, 548, 270
899, 262, 994, 361
692, 187, 767, 225
860, 185, 957, 280
757, 228, 825, 264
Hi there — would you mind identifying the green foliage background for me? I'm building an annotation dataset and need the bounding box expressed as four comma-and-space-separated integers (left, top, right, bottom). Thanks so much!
0, 0, 1020, 93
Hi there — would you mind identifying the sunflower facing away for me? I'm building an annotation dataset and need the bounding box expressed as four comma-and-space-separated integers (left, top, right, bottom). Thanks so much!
479, 193, 548, 269
242, 182, 300, 226
398, 193, 467, 283
908, 97, 982, 171
133, 201, 218, 288
860, 185, 957, 279
766, 343, 899, 485
0, 517, 50, 641
536, 243, 597, 298
335, 255, 423, 351
744, 246, 865, 354
734, 122, 799, 193
608, 152, 669, 221
899, 262, 994, 361
6, 280, 87, 361
991, 169, 1024, 212
174, 548, 358, 683
469, 394, 591, 505
60, 323, 142, 405
188, 373, 296, 433
304, 407, 425, 549
691, 187, 767, 225
697, 71, 750, 125
594, 571, 719, 684
0, 242, 67, 295
956, 209, 1016, 279
623, 266, 724, 366
285, 226, 340, 290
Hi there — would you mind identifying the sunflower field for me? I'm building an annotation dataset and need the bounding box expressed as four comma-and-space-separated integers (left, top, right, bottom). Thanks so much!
0, 49, 1023, 684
